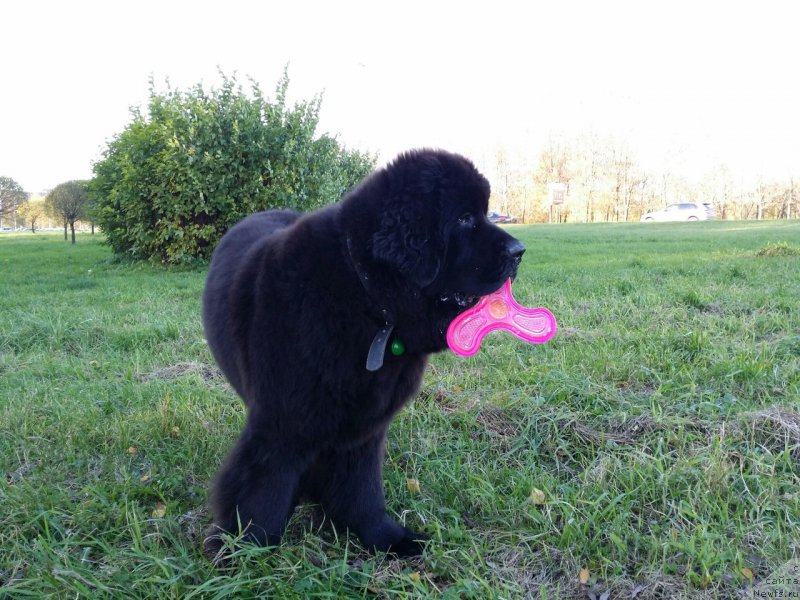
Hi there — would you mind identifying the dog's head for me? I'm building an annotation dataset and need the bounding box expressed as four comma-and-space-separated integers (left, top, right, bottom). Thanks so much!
339, 149, 526, 355
368, 149, 524, 307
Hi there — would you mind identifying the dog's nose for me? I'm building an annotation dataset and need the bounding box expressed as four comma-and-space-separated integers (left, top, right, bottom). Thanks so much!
505, 239, 526, 260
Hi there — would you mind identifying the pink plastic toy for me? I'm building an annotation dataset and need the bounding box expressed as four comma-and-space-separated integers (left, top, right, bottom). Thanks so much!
446, 279, 556, 357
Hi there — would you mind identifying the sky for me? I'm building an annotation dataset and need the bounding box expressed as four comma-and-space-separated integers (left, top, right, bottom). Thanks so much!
2, 1, 798, 195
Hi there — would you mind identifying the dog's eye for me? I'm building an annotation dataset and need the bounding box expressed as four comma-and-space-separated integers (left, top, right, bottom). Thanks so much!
458, 213, 475, 228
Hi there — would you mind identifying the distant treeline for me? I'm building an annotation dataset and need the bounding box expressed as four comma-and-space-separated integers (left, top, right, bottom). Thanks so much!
489, 134, 797, 223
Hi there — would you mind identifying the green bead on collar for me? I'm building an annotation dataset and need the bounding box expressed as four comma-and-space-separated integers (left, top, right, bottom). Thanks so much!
390, 338, 405, 356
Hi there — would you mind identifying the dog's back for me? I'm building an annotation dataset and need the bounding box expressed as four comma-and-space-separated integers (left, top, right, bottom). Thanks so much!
202, 209, 300, 397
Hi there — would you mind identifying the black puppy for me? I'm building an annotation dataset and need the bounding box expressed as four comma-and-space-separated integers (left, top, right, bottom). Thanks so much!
202, 149, 525, 557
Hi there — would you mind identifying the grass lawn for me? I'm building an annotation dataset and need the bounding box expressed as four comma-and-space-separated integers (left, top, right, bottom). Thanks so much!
1, 221, 799, 599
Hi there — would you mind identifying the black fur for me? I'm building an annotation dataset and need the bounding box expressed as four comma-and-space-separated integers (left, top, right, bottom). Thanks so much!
202, 149, 525, 558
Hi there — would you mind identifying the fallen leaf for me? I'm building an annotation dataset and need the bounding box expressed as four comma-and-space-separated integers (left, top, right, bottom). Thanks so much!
407, 478, 421, 493
409, 571, 421, 582
127, 447, 138, 455
170, 426, 180, 437
741, 567, 754, 582
151, 502, 166, 518
528, 488, 546, 505
140, 474, 150, 482
579, 567, 590, 585
89, 360, 99, 367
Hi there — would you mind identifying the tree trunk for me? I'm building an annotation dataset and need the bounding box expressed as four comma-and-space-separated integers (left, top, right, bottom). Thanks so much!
70, 221, 76, 244
64, 221, 68, 240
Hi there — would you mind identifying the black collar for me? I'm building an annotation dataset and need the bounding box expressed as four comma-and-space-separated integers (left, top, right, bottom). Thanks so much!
345, 235, 396, 371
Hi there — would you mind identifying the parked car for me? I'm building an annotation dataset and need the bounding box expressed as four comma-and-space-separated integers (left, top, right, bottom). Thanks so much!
488, 210, 517, 224
640, 202, 715, 222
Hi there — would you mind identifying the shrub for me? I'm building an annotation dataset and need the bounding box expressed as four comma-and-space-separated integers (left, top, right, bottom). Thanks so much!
91, 71, 375, 263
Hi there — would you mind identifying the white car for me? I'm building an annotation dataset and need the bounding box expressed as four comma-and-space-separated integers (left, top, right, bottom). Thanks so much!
640, 202, 716, 222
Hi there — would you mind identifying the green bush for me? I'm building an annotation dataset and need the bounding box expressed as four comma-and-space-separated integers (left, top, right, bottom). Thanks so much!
91, 71, 375, 264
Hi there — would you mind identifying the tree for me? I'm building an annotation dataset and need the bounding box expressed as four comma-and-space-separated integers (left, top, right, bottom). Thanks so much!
91, 70, 375, 264
0, 176, 27, 228
783, 178, 796, 220
570, 132, 605, 223
700, 165, 736, 220
17, 199, 47, 232
46, 181, 87, 243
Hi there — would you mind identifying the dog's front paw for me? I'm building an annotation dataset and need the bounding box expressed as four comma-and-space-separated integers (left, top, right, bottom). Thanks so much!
357, 515, 429, 558
203, 526, 231, 567
386, 528, 429, 558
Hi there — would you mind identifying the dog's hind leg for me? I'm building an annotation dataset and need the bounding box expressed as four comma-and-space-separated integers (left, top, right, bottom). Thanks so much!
207, 419, 311, 552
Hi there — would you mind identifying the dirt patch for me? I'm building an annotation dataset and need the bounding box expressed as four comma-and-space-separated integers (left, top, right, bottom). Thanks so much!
179, 508, 210, 543
418, 386, 451, 405
423, 386, 482, 415
5, 460, 37, 484
420, 389, 523, 446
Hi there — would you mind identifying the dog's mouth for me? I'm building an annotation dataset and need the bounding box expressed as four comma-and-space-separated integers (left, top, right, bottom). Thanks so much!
434, 254, 522, 310
438, 269, 521, 310
438, 292, 479, 308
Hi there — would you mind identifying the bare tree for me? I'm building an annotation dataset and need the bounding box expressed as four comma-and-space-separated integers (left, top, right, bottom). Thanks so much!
494, 148, 511, 216
609, 144, 639, 222
581, 133, 604, 223
704, 165, 734, 220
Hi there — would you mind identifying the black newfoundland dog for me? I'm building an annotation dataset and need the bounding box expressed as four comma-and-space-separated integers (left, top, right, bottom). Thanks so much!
202, 149, 525, 557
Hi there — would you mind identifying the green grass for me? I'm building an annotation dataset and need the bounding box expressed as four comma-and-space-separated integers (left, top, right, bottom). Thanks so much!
1, 222, 799, 599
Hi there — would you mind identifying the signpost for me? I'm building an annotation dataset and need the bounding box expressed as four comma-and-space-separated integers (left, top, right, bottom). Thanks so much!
549, 183, 566, 223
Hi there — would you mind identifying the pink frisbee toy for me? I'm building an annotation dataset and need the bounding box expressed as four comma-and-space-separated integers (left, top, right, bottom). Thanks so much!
446, 279, 556, 357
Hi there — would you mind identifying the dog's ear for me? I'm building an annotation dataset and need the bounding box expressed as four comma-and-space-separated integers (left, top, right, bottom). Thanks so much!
372, 153, 445, 287
372, 201, 441, 288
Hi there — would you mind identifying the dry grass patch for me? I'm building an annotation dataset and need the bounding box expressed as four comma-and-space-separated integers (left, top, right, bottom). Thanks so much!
742, 407, 800, 458
566, 414, 658, 446
140, 361, 226, 387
